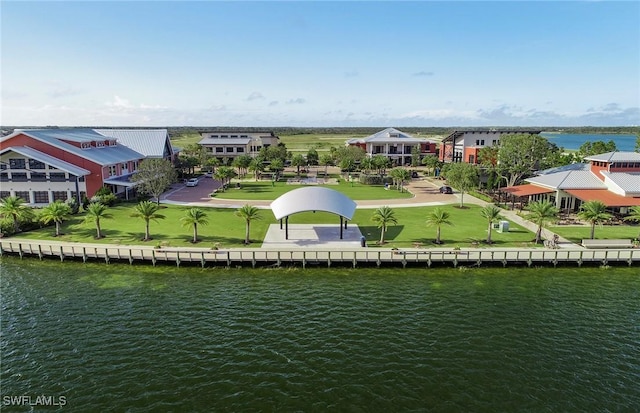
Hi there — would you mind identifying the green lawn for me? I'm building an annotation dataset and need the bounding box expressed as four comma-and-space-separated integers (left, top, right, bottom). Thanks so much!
279, 133, 363, 152
214, 180, 414, 201
11, 203, 538, 249
551, 224, 640, 244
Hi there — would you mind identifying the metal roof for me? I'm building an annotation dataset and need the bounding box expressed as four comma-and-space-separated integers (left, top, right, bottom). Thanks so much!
270, 187, 356, 220
96, 129, 172, 158
565, 189, 640, 207
350, 128, 431, 144
500, 184, 554, 197
584, 151, 640, 163
602, 171, 640, 195
0, 146, 90, 176
3, 129, 144, 166
536, 162, 590, 175
198, 137, 252, 145
525, 170, 606, 190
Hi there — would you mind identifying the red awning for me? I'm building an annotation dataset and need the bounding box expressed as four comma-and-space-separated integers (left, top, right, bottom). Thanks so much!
500, 184, 554, 197
565, 189, 640, 207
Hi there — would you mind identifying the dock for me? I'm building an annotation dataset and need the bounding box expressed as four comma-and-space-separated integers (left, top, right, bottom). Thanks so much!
1, 240, 639, 268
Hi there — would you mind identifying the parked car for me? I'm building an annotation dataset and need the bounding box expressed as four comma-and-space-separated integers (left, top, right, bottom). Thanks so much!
186, 178, 199, 187
411, 171, 419, 178
439, 186, 453, 194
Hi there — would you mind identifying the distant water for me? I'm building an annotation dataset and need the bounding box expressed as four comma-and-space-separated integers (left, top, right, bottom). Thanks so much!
2, 257, 639, 412
541, 133, 637, 151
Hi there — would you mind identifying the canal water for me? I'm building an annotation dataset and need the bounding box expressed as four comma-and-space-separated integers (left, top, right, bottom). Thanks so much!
2, 257, 639, 412
540, 133, 637, 152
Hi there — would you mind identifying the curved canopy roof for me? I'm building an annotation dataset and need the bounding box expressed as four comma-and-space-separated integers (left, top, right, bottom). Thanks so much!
270, 187, 356, 220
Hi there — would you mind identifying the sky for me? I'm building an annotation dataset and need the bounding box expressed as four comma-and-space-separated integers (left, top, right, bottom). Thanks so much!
1, 1, 639, 127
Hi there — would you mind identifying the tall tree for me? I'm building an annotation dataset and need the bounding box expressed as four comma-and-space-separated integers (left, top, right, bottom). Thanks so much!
421, 155, 441, 176
390, 168, 411, 192
319, 153, 333, 177
269, 159, 284, 180
577, 140, 617, 158
180, 207, 209, 243
370, 206, 398, 244
0, 195, 34, 233
425, 207, 453, 245
249, 157, 265, 181
84, 202, 112, 239
214, 166, 237, 191
39, 201, 72, 237
131, 158, 178, 205
372, 155, 390, 177
411, 146, 421, 167
291, 154, 307, 178
635, 134, 640, 152
130, 200, 166, 241
480, 205, 502, 244
360, 157, 374, 175
442, 162, 478, 207
498, 134, 557, 187
306, 148, 319, 166
525, 200, 559, 244
232, 155, 253, 178
235, 204, 262, 245
577, 200, 612, 240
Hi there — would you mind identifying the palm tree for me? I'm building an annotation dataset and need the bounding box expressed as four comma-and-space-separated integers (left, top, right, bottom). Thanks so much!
480, 205, 502, 244
371, 206, 398, 244
84, 202, 112, 239
425, 207, 453, 244
578, 200, 612, 240
623, 206, 640, 238
525, 200, 559, 244
0, 195, 34, 233
130, 200, 166, 241
235, 204, 262, 245
392, 168, 411, 192
39, 201, 72, 237
181, 207, 209, 243
319, 154, 333, 177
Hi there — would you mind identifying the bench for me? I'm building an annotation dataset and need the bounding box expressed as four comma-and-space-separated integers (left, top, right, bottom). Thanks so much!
581, 239, 633, 249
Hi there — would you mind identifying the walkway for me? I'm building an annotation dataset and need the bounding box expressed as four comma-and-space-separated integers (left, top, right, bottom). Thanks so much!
159, 174, 581, 249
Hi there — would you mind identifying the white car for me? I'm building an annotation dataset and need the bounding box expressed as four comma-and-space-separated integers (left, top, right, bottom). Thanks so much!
185, 178, 199, 187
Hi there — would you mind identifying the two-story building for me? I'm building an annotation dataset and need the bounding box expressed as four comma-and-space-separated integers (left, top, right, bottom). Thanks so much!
198, 131, 279, 164
346, 128, 437, 166
439, 129, 542, 164
0, 128, 174, 205
500, 151, 640, 213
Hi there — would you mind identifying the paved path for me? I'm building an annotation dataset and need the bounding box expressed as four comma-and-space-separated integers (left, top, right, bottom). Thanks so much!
159, 175, 582, 249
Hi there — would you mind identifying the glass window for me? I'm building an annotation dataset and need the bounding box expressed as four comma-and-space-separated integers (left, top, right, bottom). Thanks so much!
0, 191, 10, 199
34, 191, 49, 203
9, 159, 25, 169
49, 172, 67, 182
15, 191, 29, 201
29, 159, 46, 169
215, 147, 224, 153
236, 147, 245, 153
30, 172, 46, 182
11, 172, 28, 181
225, 147, 233, 153
52, 191, 68, 201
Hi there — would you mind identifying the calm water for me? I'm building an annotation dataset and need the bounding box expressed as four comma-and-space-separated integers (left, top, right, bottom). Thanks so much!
2, 257, 639, 412
540, 133, 637, 152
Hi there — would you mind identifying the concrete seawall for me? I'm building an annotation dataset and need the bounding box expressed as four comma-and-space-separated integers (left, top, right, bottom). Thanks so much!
2, 240, 638, 268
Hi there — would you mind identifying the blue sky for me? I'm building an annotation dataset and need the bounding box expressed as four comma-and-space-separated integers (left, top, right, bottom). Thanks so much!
2, 1, 639, 127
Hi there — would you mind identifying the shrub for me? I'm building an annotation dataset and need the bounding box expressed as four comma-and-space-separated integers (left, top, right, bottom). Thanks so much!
66, 198, 80, 214
359, 174, 393, 185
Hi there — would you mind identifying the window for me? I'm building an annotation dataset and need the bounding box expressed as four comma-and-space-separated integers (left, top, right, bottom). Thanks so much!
236, 147, 245, 153
231, 135, 238, 138
0, 164, 6, 170
11, 173, 28, 182
30, 172, 46, 182
475, 140, 485, 146
109, 165, 117, 176
52, 191, 68, 201
225, 147, 233, 153
9, 158, 25, 169
29, 159, 46, 169
81, 142, 91, 149
96, 141, 105, 148
215, 147, 224, 153
0, 173, 8, 182
0, 191, 10, 199
15, 191, 29, 201
109, 140, 117, 146
34, 191, 49, 203
49, 172, 67, 182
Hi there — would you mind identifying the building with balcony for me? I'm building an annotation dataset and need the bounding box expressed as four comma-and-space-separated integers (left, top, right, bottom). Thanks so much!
198, 131, 279, 164
439, 129, 542, 164
346, 128, 437, 166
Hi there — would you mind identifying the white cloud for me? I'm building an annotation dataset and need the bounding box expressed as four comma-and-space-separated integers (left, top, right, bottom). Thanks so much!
246, 92, 265, 101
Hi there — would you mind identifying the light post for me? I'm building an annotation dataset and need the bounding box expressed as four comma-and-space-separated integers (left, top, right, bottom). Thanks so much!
349, 174, 353, 187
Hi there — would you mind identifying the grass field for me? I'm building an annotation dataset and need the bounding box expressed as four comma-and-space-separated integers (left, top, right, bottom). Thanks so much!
551, 224, 640, 244
12, 203, 541, 249
214, 180, 414, 201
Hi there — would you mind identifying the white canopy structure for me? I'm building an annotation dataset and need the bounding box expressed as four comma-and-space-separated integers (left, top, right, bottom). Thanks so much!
270, 187, 357, 240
